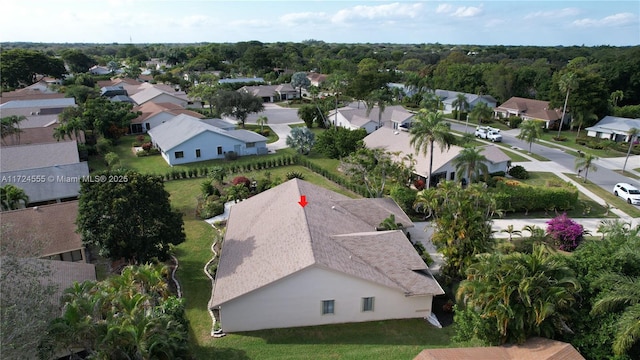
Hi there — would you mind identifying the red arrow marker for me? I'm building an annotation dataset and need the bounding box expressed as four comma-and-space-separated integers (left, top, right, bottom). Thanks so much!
298, 195, 308, 208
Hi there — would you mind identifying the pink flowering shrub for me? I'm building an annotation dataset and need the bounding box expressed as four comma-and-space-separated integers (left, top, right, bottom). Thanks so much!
546, 213, 584, 252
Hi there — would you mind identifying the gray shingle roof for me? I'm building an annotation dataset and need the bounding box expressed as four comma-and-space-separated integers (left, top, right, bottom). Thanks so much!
0, 141, 80, 172
0, 162, 89, 203
148, 114, 266, 151
0, 97, 76, 109
585, 116, 640, 134
211, 179, 443, 308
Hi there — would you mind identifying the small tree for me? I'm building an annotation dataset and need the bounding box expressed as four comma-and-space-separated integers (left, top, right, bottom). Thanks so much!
231, 176, 251, 188
546, 213, 585, 252
286, 127, 315, 155
208, 166, 227, 184
226, 184, 249, 203
575, 153, 598, 183
291, 71, 310, 99
517, 120, 543, 153
256, 115, 269, 132
0, 184, 29, 211
104, 152, 120, 169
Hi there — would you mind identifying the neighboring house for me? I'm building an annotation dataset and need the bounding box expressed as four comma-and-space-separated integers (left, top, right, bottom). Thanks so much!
1, 79, 64, 104
211, 179, 444, 332
307, 72, 328, 87
435, 90, 497, 113
148, 114, 267, 166
88, 65, 111, 75
414, 337, 585, 360
218, 77, 265, 85
130, 86, 199, 108
0, 97, 76, 117
494, 97, 563, 129
364, 127, 509, 186
0, 201, 89, 262
100, 85, 128, 98
329, 105, 415, 134
0, 141, 89, 204
585, 116, 640, 142
238, 84, 298, 102
388, 83, 418, 98
130, 102, 206, 133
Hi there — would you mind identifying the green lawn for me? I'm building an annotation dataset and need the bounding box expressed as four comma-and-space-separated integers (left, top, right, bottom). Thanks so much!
193, 319, 456, 359
243, 124, 279, 144
564, 173, 640, 217
538, 130, 628, 158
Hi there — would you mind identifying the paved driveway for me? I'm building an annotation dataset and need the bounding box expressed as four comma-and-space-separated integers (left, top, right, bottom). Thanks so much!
245, 103, 303, 125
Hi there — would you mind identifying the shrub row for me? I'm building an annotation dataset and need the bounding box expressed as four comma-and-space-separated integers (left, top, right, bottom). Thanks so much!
492, 182, 579, 214
294, 155, 369, 197
161, 155, 297, 182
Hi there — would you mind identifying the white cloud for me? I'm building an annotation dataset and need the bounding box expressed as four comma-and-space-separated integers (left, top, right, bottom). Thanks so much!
280, 11, 328, 26
331, 2, 424, 23
436, 4, 453, 14
572, 12, 636, 27
451, 6, 483, 18
524, 7, 580, 20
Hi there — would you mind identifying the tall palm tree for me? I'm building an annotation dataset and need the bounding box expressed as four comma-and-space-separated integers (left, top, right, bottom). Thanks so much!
469, 102, 493, 126
517, 120, 543, 153
575, 153, 598, 183
365, 88, 391, 128
409, 110, 456, 188
326, 71, 348, 126
420, 90, 441, 111
622, 127, 639, 174
452, 146, 489, 184
0, 184, 29, 210
591, 272, 640, 355
452, 93, 469, 120
610, 90, 624, 107
572, 109, 598, 138
557, 72, 578, 139
256, 115, 269, 132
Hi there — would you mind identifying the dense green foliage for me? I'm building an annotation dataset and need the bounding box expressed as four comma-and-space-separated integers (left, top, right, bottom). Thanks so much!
0, 49, 65, 90
491, 180, 579, 214
313, 126, 367, 158
40, 264, 190, 359
77, 170, 185, 264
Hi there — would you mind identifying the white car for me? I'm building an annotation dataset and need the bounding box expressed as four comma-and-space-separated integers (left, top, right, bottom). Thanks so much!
475, 126, 502, 142
613, 183, 640, 205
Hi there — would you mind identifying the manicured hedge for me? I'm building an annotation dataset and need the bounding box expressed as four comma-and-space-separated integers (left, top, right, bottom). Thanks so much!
492, 182, 579, 214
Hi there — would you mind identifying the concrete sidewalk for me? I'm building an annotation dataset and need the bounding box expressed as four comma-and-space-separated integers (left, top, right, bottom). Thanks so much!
266, 124, 293, 152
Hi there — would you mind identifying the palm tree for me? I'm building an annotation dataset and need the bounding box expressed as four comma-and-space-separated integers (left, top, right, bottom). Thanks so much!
378, 214, 402, 230
457, 244, 581, 344
409, 109, 456, 188
572, 109, 598, 138
517, 120, 543, 153
557, 72, 578, 139
0, 184, 29, 210
575, 153, 598, 183
452, 146, 489, 184
325, 71, 348, 125
256, 115, 269, 133
1, 115, 25, 145
452, 93, 469, 120
591, 272, 640, 355
365, 88, 391, 128
420, 90, 442, 111
610, 90, 624, 107
469, 102, 493, 126
622, 127, 639, 174
226, 184, 249, 203
501, 224, 522, 241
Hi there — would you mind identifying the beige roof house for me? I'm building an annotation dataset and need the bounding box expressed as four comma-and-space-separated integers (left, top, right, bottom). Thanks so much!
414, 337, 585, 360
329, 105, 415, 134
0, 201, 87, 262
211, 179, 443, 332
130, 101, 206, 133
364, 127, 510, 186
494, 97, 563, 128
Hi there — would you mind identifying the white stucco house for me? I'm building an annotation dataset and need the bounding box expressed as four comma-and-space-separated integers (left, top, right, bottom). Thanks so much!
238, 84, 298, 103
148, 114, 267, 166
130, 102, 207, 133
364, 127, 510, 187
211, 179, 444, 333
329, 105, 415, 134
585, 116, 640, 142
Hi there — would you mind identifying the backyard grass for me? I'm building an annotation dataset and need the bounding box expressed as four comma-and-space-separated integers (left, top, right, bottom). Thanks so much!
564, 173, 640, 217
539, 130, 628, 158
243, 124, 279, 143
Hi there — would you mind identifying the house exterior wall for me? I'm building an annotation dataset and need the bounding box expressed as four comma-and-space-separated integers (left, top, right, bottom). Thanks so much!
145, 112, 175, 131
217, 266, 434, 332
157, 131, 266, 166
587, 130, 614, 140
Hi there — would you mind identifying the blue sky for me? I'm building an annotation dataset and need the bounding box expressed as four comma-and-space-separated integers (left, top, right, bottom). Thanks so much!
3, 1, 639, 46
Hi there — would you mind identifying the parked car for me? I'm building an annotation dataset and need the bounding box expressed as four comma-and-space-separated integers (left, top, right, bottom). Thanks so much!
613, 183, 640, 205
475, 126, 502, 142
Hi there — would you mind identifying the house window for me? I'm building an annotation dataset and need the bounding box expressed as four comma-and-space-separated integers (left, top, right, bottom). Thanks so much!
196, 149, 201, 158
246, 142, 255, 148
362, 297, 374, 312
217, 146, 223, 155
145, 123, 150, 130
175, 151, 184, 159
321, 300, 335, 315
450, 172, 455, 180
